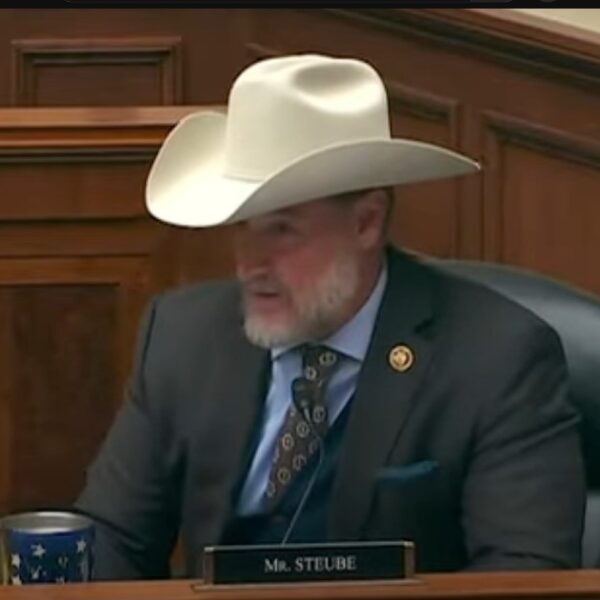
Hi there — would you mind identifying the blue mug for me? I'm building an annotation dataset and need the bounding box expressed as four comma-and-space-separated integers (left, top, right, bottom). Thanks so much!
0, 511, 94, 584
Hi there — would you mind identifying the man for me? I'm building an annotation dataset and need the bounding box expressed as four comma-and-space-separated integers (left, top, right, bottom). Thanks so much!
76, 54, 585, 579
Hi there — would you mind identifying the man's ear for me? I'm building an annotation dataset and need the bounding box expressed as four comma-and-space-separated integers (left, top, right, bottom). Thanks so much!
353, 188, 390, 250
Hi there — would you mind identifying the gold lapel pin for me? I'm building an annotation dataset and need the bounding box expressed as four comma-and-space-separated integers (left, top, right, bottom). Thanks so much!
389, 344, 414, 373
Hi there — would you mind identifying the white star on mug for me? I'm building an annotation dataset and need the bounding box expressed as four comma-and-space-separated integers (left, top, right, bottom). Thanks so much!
31, 544, 46, 558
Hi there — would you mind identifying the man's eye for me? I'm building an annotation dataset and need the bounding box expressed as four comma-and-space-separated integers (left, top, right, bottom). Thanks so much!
273, 222, 294, 235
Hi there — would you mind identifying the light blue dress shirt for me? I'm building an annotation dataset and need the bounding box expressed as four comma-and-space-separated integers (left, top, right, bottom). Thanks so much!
237, 261, 388, 515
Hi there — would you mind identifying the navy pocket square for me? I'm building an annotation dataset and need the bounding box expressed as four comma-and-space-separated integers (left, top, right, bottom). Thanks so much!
376, 460, 440, 485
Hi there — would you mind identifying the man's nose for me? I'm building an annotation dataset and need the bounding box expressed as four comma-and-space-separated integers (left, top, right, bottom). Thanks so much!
233, 226, 270, 274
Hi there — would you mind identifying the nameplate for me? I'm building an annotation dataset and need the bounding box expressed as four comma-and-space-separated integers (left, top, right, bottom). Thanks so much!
202, 540, 414, 585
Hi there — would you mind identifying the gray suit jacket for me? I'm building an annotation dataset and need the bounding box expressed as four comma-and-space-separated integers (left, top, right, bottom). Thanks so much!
76, 248, 585, 579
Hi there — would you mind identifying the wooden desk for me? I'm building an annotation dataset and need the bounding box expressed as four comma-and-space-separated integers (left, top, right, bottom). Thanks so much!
1, 571, 600, 600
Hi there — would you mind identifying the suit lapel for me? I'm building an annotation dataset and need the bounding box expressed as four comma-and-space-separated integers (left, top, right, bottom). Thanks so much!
329, 249, 436, 539
193, 289, 270, 542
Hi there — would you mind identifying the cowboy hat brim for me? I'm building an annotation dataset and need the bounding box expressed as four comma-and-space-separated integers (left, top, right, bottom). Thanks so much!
146, 112, 480, 228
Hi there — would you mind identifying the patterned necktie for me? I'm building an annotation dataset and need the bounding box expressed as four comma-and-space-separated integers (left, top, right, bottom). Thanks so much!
264, 345, 340, 508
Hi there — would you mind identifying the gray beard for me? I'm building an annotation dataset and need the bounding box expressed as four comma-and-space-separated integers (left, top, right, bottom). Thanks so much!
242, 253, 360, 349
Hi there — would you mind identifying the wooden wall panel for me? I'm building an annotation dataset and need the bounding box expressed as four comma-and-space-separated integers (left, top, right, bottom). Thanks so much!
0, 9, 254, 107
482, 113, 600, 292
387, 83, 463, 258
0, 108, 212, 513
8, 282, 117, 511
11, 37, 183, 106
0, 256, 151, 512
0, 160, 150, 220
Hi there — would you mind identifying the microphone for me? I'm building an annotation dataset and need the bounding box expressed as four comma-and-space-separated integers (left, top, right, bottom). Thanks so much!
280, 378, 326, 545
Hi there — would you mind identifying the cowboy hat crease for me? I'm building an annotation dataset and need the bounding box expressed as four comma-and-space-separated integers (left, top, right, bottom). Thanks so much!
146, 54, 480, 228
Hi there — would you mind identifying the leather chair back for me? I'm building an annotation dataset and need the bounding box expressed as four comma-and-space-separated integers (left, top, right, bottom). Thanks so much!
427, 258, 600, 567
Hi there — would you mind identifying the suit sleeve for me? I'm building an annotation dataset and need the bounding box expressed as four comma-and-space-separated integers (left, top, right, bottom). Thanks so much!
75, 296, 182, 580
463, 321, 586, 570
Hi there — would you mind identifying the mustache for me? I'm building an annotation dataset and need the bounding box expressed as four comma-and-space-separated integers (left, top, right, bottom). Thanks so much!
239, 276, 286, 295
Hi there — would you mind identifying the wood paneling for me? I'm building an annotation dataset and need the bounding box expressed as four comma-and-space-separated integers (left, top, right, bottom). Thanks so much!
0, 107, 231, 513
387, 83, 463, 258
0, 257, 147, 512
482, 112, 600, 291
0, 161, 150, 220
8, 283, 117, 511
329, 9, 600, 94
0, 9, 254, 107
11, 37, 183, 106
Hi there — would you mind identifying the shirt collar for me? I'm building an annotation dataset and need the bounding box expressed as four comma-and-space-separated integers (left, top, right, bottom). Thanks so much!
271, 258, 388, 363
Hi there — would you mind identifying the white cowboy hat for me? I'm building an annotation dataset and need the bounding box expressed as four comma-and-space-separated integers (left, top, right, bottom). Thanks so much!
146, 54, 479, 227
